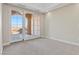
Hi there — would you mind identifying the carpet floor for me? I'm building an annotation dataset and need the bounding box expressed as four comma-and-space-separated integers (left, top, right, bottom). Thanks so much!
2, 38, 79, 55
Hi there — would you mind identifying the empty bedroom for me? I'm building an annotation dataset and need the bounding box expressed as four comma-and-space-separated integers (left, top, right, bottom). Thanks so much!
1, 3, 79, 55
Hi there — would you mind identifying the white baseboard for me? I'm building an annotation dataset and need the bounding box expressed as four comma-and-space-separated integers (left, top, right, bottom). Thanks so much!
45, 36, 79, 46
3, 36, 41, 46
3, 36, 79, 47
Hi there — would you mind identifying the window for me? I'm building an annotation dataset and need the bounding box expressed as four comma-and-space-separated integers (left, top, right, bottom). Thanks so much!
11, 11, 23, 34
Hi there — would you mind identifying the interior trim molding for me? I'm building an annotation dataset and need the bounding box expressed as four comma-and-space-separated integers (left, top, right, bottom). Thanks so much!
3, 36, 41, 46
45, 36, 79, 46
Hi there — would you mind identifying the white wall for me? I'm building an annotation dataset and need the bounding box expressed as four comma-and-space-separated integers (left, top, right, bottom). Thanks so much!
2, 4, 11, 45
0, 3, 2, 54
44, 4, 79, 44
40, 14, 45, 37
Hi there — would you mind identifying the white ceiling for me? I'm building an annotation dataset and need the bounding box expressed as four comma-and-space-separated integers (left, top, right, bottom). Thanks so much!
10, 3, 69, 13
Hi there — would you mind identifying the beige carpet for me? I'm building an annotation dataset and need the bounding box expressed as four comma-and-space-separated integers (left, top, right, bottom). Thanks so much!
2, 38, 79, 55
